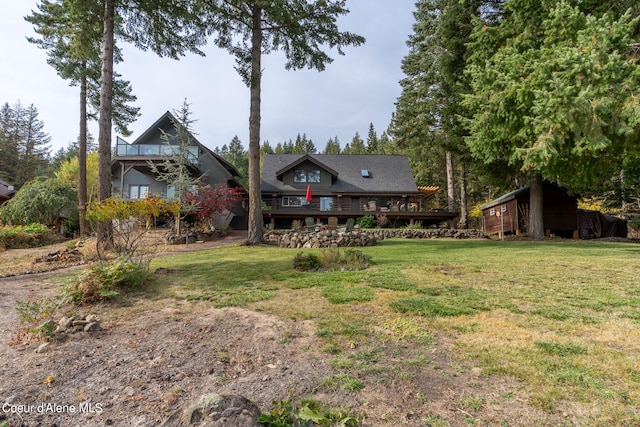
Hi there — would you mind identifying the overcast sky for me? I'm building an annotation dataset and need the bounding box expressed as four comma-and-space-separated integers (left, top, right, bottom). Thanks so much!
0, 1, 417, 155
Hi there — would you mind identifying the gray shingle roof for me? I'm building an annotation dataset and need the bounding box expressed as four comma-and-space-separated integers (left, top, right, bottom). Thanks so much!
261, 154, 418, 195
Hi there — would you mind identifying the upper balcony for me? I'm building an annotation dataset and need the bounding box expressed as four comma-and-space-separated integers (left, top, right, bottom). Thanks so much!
115, 137, 199, 166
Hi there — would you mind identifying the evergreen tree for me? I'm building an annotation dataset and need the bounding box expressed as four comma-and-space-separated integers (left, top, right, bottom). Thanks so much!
26, 0, 141, 236
348, 131, 366, 154
200, 0, 365, 244
0, 102, 50, 188
148, 100, 203, 235
464, 1, 640, 237
391, 0, 485, 225
323, 136, 341, 154
224, 135, 249, 189
366, 123, 379, 154
260, 141, 274, 155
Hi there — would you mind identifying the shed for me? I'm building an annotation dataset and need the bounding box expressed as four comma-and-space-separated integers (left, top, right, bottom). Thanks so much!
481, 183, 578, 237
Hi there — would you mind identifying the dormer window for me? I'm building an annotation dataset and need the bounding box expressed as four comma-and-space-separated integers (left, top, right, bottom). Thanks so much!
293, 169, 321, 183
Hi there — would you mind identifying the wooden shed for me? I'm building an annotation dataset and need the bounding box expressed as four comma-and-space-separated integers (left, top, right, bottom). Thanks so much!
481, 183, 578, 238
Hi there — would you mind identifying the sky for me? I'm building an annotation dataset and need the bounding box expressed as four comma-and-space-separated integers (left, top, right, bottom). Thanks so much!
0, 1, 417, 155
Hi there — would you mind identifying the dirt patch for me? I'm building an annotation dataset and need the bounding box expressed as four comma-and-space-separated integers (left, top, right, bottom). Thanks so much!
0, 234, 564, 426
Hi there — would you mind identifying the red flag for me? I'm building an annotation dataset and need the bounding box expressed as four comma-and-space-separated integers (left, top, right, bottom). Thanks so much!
305, 185, 312, 202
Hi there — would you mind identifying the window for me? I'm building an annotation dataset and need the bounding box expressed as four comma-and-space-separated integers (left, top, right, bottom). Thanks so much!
293, 169, 321, 183
129, 184, 150, 199
166, 185, 175, 198
320, 197, 333, 212
282, 196, 304, 207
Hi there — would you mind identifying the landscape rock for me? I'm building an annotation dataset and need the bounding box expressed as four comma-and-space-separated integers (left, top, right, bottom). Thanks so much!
264, 227, 487, 249
162, 393, 261, 427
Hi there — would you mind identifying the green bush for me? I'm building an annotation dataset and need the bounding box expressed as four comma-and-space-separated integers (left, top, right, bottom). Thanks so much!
293, 252, 321, 271
15, 296, 63, 340
63, 258, 149, 305
356, 215, 376, 229
294, 249, 371, 272
0, 223, 58, 250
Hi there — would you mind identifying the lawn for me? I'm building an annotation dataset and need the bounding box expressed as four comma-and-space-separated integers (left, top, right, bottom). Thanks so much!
149, 238, 640, 425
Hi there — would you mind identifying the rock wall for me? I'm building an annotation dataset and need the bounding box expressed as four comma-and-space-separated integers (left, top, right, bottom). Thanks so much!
264, 228, 487, 249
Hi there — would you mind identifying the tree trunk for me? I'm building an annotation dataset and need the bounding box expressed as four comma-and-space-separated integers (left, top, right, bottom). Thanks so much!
246, 4, 264, 245
445, 150, 457, 213
78, 67, 89, 237
96, 0, 114, 248
529, 172, 544, 239
458, 162, 468, 229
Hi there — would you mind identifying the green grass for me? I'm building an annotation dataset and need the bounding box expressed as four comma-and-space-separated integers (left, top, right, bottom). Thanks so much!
149, 238, 640, 426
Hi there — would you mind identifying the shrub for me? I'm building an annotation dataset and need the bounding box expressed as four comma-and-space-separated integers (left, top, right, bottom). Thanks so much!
293, 252, 321, 271
63, 258, 149, 305
294, 249, 372, 272
15, 296, 63, 340
0, 223, 59, 250
356, 215, 376, 229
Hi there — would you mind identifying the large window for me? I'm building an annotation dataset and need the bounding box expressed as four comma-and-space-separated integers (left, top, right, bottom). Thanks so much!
129, 184, 149, 199
293, 169, 320, 183
282, 196, 308, 207
320, 197, 333, 211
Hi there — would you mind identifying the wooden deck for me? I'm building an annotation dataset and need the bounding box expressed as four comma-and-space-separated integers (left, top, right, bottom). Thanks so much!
264, 207, 458, 228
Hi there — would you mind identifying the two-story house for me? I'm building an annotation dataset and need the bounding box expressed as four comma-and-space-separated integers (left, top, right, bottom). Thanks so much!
111, 112, 247, 229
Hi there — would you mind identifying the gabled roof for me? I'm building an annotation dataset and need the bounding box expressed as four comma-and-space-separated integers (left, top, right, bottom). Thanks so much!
121, 111, 241, 178
275, 154, 338, 179
262, 154, 419, 194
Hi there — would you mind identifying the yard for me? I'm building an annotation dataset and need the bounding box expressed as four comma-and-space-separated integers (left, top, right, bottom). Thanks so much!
2, 236, 639, 426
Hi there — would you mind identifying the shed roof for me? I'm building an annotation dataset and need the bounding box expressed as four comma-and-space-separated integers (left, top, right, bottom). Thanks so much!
261, 154, 419, 194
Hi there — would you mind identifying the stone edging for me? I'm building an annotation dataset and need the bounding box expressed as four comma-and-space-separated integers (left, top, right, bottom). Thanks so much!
264, 228, 488, 249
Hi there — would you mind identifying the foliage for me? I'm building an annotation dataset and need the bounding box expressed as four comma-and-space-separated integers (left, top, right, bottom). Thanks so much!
25, 0, 140, 136
259, 398, 316, 427
15, 296, 62, 340
292, 253, 321, 271
628, 215, 640, 239
0, 223, 56, 250
199, 0, 365, 245
183, 182, 244, 230
293, 249, 372, 272
0, 177, 77, 227
464, 1, 640, 195
86, 195, 178, 257
55, 151, 100, 202
0, 101, 51, 187
147, 101, 203, 234
62, 258, 149, 305
356, 215, 376, 229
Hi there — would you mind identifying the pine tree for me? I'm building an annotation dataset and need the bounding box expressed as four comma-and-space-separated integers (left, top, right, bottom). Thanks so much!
464, 1, 640, 237
323, 136, 341, 154
148, 101, 203, 235
0, 102, 50, 188
200, 0, 364, 244
348, 132, 366, 154
366, 123, 378, 154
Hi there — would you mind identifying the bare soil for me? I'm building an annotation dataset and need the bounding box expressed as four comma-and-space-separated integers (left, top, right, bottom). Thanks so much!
0, 232, 564, 426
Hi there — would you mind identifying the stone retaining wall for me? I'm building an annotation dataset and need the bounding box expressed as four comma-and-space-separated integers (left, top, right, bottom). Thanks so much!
264, 228, 487, 249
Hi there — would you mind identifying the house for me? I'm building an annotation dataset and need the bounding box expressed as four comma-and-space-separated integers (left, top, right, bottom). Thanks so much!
111, 112, 247, 229
261, 153, 456, 228
481, 182, 627, 238
0, 179, 16, 205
